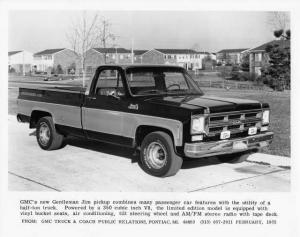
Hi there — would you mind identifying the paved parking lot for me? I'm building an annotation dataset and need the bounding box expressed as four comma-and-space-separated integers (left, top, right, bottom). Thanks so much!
8, 116, 290, 192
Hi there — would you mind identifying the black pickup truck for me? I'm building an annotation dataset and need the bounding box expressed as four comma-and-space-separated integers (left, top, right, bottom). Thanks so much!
17, 65, 273, 177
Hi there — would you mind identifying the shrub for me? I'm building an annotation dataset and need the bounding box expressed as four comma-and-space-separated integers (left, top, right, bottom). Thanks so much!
9, 67, 16, 73
260, 41, 290, 91
55, 64, 64, 74
229, 71, 258, 82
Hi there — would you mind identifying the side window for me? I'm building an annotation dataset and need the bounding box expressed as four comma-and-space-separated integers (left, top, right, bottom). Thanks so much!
95, 69, 124, 97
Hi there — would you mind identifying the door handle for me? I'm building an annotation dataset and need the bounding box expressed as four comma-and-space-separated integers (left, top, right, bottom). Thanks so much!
87, 96, 96, 100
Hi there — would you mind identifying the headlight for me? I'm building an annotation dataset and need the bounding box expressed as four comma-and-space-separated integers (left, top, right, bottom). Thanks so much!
262, 110, 270, 124
191, 116, 205, 134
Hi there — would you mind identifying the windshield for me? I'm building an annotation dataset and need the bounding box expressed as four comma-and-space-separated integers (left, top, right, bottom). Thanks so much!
125, 67, 203, 96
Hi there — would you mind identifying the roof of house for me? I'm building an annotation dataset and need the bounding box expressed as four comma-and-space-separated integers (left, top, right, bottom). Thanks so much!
8, 51, 22, 56
249, 40, 290, 52
217, 48, 249, 54
196, 51, 211, 54
34, 48, 66, 56
155, 49, 198, 54
133, 50, 148, 55
93, 48, 131, 54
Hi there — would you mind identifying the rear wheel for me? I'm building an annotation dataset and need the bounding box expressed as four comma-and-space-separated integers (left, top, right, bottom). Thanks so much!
217, 151, 252, 163
140, 131, 183, 177
36, 116, 65, 150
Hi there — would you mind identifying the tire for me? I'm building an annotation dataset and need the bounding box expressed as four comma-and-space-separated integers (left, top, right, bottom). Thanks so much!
36, 116, 65, 150
140, 131, 183, 177
217, 151, 252, 163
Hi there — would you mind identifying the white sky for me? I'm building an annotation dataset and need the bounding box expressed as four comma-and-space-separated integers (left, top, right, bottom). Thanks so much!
8, 11, 284, 53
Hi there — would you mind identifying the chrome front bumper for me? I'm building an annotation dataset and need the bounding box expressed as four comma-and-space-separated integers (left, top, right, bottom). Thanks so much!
184, 132, 274, 158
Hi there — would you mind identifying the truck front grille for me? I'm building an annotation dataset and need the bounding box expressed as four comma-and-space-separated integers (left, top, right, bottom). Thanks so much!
207, 110, 262, 137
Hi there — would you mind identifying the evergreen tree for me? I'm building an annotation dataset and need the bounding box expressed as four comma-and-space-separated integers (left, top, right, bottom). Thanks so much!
260, 30, 290, 91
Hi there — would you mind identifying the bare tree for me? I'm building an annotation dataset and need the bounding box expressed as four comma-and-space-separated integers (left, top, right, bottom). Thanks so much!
268, 12, 290, 31
267, 12, 290, 40
96, 18, 116, 63
66, 12, 100, 87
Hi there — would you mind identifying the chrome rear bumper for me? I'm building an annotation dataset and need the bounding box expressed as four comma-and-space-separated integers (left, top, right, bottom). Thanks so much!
184, 132, 274, 158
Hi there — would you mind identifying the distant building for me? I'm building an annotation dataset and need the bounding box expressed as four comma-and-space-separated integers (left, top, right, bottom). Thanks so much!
133, 50, 148, 63
8, 50, 33, 74
248, 40, 290, 76
142, 48, 208, 71
33, 48, 78, 74
210, 53, 217, 61
216, 48, 249, 65
141, 49, 166, 65
83, 48, 133, 74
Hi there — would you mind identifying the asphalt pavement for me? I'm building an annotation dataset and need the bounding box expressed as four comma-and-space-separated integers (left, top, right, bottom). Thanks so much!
8, 115, 290, 192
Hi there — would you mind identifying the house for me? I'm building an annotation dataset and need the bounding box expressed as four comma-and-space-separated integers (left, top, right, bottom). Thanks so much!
191, 52, 211, 71
216, 48, 249, 65
248, 39, 290, 76
8, 50, 33, 74
142, 49, 207, 71
83, 48, 133, 74
33, 48, 78, 74
133, 50, 148, 63
210, 53, 217, 61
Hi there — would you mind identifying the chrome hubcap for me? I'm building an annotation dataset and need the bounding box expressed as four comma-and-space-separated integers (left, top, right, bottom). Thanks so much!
39, 122, 50, 146
145, 142, 167, 169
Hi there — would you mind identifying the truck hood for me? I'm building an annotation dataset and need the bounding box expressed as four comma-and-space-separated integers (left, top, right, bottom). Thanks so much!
146, 95, 262, 113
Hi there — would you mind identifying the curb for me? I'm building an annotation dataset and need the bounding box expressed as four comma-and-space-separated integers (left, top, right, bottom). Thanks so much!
247, 152, 290, 168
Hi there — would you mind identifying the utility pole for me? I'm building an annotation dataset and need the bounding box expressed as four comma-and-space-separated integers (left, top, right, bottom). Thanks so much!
131, 38, 134, 64
22, 51, 25, 76
115, 47, 118, 64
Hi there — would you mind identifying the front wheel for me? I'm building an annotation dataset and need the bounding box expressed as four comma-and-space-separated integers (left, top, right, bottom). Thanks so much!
140, 131, 183, 177
36, 116, 65, 150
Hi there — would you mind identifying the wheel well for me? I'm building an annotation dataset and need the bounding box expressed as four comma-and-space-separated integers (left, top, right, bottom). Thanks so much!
30, 110, 52, 128
135, 125, 174, 148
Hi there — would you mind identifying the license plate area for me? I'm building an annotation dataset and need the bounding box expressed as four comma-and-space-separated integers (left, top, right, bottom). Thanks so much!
233, 141, 248, 150
248, 127, 257, 135
220, 130, 231, 140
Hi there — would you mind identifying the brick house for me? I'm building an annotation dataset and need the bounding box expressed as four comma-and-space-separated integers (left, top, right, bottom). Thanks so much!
133, 50, 148, 63
142, 49, 166, 65
142, 49, 207, 71
33, 48, 78, 74
83, 48, 133, 74
216, 48, 249, 65
248, 40, 290, 76
8, 50, 33, 74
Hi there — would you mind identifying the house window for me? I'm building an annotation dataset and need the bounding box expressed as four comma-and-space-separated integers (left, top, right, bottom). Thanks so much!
43, 55, 52, 60
255, 53, 262, 62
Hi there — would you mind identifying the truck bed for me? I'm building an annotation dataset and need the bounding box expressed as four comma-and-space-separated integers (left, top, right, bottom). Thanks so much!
18, 86, 85, 107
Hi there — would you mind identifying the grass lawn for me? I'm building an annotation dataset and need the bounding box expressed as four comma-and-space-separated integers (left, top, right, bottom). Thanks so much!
203, 88, 290, 157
